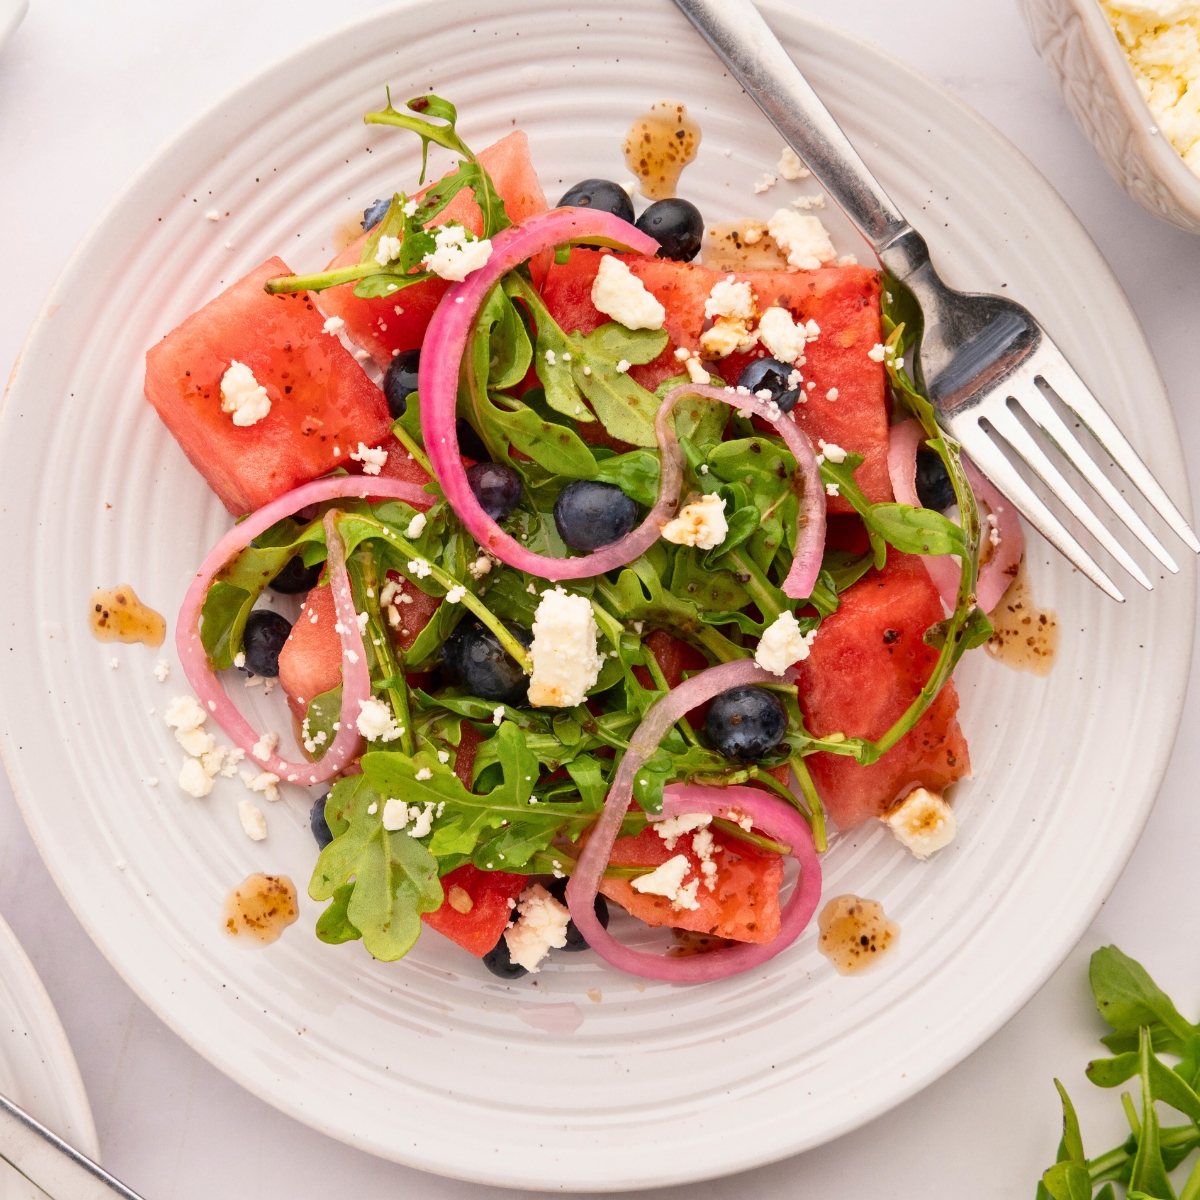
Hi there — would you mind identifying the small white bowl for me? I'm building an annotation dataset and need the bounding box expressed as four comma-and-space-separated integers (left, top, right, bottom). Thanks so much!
1019, 0, 1200, 232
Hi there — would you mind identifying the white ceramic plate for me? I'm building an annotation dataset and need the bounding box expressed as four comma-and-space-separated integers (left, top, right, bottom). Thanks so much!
0, 0, 1193, 1190
0, 0, 26, 58
0, 913, 97, 1197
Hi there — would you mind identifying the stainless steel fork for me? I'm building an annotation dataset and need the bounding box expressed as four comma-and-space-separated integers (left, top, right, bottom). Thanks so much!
675, 0, 1199, 601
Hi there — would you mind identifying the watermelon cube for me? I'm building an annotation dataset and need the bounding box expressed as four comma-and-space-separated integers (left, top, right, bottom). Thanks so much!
422, 863, 527, 957
318, 131, 549, 369
798, 552, 971, 829
144, 257, 391, 515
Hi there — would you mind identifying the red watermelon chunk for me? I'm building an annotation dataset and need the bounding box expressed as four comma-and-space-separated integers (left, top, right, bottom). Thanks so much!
798, 552, 971, 829
599, 824, 783, 944
318, 131, 548, 369
144, 258, 391, 516
422, 863, 527, 957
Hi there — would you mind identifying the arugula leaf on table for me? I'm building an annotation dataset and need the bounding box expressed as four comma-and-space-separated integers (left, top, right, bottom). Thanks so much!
309, 774, 443, 961
301, 687, 341, 761
1091, 946, 1196, 1042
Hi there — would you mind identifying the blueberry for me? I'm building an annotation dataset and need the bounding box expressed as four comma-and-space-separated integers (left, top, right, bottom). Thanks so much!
545, 876, 609, 951
556, 179, 635, 224
456, 418, 492, 464
242, 610, 292, 678
383, 349, 420, 419
636, 198, 704, 263
705, 686, 787, 760
466, 462, 523, 522
737, 356, 800, 414
310, 795, 334, 849
441, 618, 532, 705
915, 448, 956, 512
482, 932, 528, 979
553, 480, 638, 552
269, 555, 322, 595
361, 198, 390, 231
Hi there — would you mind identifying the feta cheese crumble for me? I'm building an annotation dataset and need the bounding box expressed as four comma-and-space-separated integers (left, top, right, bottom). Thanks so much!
414, 767, 433, 781
756, 306, 808, 364
251, 730, 278, 763
492, 705, 505, 726
405, 512, 427, 539
659, 493, 728, 550
817, 439, 847, 464
826, 387, 839, 402
322, 315, 345, 335
178, 758, 213, 798
421, 223, 493, 281
238, 799, 268, 841
503, 884, 571, 973
374, 234, 402, 266
590, 255, 666, 331
654, 812, 711, 851
631, 854, 699, 910
349, 442, 388, 475
753, 172, 778, 193
766, 209, 836, 271
704, 277, 756, 321
382, 797, 409, 831
755, 610, 817, 675
240, 769, 280, 803
884, 787, 956, 858
528, 588, 604, 708
356, 697, 403, 742
407, 558, 432, 578
153, 659, 170, 682
219, 360, 271, 427
778, 145, 810, 180
445, 584, 467, 604
867, 343, 887, 362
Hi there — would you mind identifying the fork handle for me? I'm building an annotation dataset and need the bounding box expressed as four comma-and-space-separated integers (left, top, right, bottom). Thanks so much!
673, 0, 928, 276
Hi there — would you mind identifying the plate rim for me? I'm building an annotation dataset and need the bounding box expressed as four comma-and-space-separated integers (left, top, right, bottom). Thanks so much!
0, 0, 1193, 1189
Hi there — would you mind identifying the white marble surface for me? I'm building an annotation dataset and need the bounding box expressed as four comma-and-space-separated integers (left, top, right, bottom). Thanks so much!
0, 1, 1197, 1195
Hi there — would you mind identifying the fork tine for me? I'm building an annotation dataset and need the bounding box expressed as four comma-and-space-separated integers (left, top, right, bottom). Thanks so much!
948, 416, 1126, 602
1035, 349, 1200, 554
984, 405, 1153, 591
1014, 386, 1179, 573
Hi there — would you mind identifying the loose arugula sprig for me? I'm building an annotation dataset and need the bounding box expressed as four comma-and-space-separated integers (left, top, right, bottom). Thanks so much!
265, 92, 510, 299
1036, 946, 1200, 1200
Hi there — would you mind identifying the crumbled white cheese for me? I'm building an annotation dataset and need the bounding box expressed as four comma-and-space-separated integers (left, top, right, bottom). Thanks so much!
692, 826, 719, 891
704, 277, 756, 321
778, 145, 811, 180
421, 223, 493, 281
884, 787, 957, 858
1102, 0, 1200, 174
153, 659, 170, 683
205, 209, 220, 221
757, 306, 807, 364
175, 725, 215, 758
817, 439, 847, 464
654, 812, 711, 851
700, 317, 757, 359
590, 255, 666, 331
659, 493, 728, 551
528, 588, 604, 708
631, 854, 693, 904
382, 797, 409, 831
322, 315, 345, 335
415, 767, 433, 781
356, 697, 403, 742
350, 442, 388, 475
492, 705, 505, 726
407, 558, 432, 578
684, 354, 711, 385
251, 730, 278, 763
164, 695, 207, 733
374, 234, 402, 266
405, 512, 427, 539
766, 209, 836, 271
755, 610, 817, 675
753, 172, 778, 193
238, 799, 268, 841
219, 360, 271, 427
467, 554, 493, 580
826, 387, 839, 401
826, 482, 841, 497
867, 343, 887, 362
615, 358, 631, 373
178, 757, 213, 798
407, 802, 436, 838
790, 194, 825, 210
503, 884, 571, 973
220, 747, 245, 777
437, 749, 450, 764
445, 584, 467, 604
239, 769, 280, 802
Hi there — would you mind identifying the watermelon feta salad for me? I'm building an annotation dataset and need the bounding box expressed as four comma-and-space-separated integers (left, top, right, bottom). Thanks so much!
148, 93, 1022, 982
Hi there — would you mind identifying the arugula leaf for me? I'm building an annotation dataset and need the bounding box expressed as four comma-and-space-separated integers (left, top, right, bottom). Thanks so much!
1129, 1028, 1175, 1200
302, 686, 341, 760
309, 774, 443, 961
1091, 946, 1195, 1041
315, 884, 360, 945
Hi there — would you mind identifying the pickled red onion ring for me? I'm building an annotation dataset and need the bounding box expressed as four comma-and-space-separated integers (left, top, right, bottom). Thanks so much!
176, 476, 432, 786
887, 419, 1023, 613
419, 212, 825, 596
565, 659, 822, 982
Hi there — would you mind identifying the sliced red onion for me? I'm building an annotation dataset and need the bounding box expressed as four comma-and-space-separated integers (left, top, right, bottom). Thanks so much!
887, 419, 1024, 613
565, 659, 821, 982
660, 384, 826, 599
176, 476, 432, 786
419, 208, 662, 580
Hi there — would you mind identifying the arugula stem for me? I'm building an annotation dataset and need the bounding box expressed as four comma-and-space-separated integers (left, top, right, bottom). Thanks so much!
264, 263, 372, 295
726, 547, 785, 622
390, 418, 434, 477
1180, 1154, 1200, 1200
788, 753, 828, 853
1121, 1091, 1141, 1139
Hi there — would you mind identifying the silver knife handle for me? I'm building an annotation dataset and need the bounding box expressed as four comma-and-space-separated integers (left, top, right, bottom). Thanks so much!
673, 0, 922, 268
